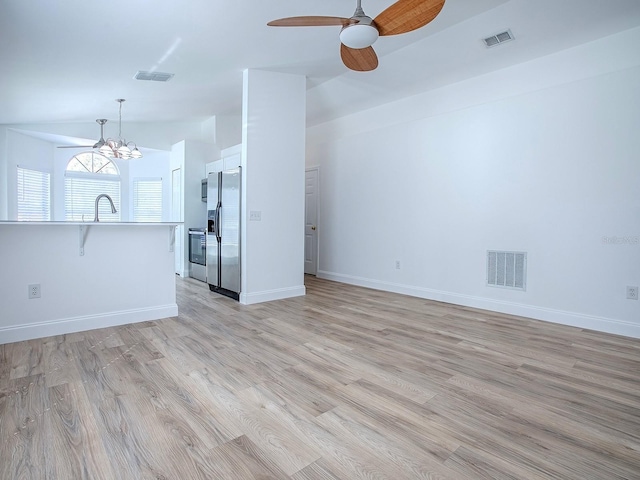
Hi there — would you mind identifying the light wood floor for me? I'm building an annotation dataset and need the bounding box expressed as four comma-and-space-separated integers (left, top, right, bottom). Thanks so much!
2, 276, 640, 479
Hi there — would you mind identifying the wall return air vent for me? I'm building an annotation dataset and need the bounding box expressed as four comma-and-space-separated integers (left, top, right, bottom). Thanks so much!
134, 71, 175, 82
483, 29, 514, 48
487, 250, 527, 291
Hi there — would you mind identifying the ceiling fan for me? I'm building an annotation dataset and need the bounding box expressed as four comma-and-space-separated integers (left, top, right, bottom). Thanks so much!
267, 0, 446, 72
56, 100, 142, 158
57, 118, 109, 149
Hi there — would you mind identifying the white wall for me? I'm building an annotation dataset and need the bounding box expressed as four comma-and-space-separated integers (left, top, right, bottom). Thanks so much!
241, 69, 306, 304
201, 114, 242, 152
215, 114, 243, 151
307, 28, 640, 337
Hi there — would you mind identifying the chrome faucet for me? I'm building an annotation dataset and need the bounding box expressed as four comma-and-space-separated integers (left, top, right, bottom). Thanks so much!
94, 194, 117, 222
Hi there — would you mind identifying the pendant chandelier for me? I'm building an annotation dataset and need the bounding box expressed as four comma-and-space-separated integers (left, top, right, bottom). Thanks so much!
97, 99, 142, 159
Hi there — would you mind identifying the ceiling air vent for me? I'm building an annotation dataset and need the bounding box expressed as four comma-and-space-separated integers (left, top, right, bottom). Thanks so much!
134, 71, 175, 82
482, 29, 514, 48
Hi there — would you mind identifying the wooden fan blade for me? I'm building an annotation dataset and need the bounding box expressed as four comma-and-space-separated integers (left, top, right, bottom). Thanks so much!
268, 16, 357, 27
340, 44, 379, 72
374, 0, 446, 36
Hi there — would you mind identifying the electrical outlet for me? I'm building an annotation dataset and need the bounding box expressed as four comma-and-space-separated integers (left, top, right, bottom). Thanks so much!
28, 284, 41, 299
627, 286, 639, 300
395, 260, 401, 270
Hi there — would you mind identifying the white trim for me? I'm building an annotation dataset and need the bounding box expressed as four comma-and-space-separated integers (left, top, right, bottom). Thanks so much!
240, 285, 306, 305
0, 304, 178, 345
317, 271, 640, 339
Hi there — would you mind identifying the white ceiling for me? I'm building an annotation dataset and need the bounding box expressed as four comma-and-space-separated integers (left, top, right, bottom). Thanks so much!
1, 0, 640, 128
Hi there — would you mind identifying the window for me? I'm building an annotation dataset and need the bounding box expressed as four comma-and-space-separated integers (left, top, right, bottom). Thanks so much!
17, 167, 50, 221
67, 152, 118, 175
133, 178, 163, 222
65, 152, 121, 221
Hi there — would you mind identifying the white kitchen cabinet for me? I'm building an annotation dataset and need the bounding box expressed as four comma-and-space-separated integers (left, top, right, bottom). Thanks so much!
205, 144, 241, 176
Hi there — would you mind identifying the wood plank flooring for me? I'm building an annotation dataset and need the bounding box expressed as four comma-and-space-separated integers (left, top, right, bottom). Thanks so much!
1, 275, 640, 479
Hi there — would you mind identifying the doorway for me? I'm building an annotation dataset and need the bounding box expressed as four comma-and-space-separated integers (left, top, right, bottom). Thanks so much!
304, 167, 319, 275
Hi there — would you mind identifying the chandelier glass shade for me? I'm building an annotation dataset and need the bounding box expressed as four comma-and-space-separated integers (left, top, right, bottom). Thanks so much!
98, 139, 142, 159
96, 99, 142, 159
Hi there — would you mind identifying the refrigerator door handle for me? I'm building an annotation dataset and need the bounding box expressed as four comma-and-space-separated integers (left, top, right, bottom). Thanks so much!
215, 201, 222, 242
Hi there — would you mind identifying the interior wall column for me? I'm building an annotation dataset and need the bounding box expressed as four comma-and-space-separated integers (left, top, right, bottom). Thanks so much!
240, 69, 306, 304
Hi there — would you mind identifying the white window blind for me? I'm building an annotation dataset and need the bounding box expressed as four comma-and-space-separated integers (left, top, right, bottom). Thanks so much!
133, 178, 163, 222
17, 167, 50, 221
65, 173, 121, 222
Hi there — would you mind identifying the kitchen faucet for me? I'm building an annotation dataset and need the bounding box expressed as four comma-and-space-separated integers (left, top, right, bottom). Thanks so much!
94, 194, 117, 222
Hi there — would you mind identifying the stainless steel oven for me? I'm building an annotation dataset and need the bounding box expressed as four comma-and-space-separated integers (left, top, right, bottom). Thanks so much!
188, 228, 207, 282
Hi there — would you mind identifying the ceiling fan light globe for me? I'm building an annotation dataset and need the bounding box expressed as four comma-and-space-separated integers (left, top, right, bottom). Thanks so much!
340, 24, 379, 49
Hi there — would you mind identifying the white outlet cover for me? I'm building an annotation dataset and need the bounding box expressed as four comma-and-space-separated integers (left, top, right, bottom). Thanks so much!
28, 284, 41, 299
627, 286, 639, 300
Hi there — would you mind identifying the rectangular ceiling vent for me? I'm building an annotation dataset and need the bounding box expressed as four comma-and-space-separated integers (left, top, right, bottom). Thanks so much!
483, 29, 514, 48
487, 250, 527, 291
134, 71, 175, 82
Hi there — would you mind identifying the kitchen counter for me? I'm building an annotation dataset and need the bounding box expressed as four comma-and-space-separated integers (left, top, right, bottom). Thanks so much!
0, 222, 181, 344
0, 221, 181, 226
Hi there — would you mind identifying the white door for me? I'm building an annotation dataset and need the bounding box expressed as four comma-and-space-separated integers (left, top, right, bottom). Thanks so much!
171, 168, 182, 275
304, 167, 319, 275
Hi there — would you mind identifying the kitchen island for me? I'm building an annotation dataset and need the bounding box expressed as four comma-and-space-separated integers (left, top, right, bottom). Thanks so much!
0, 221, 181, 344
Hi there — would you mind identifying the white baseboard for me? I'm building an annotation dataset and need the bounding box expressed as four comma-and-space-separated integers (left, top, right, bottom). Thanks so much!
240, 285, 306, 305
317, 271, 640, 339
0, 304, 178, 345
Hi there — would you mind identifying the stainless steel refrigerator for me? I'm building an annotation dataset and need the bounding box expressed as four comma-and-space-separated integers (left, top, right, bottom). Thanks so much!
206, 168, 241, 300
